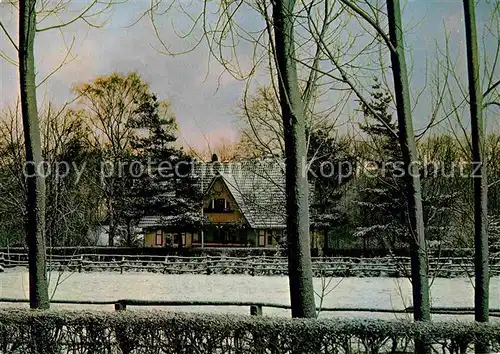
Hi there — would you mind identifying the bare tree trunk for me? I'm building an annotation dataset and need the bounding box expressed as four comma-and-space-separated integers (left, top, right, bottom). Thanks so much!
19, 0, 50, 309
387, 0, 430, 323
463, 0, 489, 347
273, 0, 316, 318
126, 220, 132, 247
108, 196, 115, 246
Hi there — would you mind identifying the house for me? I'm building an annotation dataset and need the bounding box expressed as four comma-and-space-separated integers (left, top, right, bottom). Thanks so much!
140, 158, 288, 248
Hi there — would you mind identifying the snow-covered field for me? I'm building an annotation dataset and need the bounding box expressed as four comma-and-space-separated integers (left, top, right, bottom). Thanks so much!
1, 269, 498, 320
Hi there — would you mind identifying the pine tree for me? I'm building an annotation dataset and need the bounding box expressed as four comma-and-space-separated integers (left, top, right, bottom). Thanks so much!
308, 129, 355, 250
119, 94, 202, 246
355, 81, 407, 252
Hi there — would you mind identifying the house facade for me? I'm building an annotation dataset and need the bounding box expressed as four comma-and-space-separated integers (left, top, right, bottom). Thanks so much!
140, 159, 286, 248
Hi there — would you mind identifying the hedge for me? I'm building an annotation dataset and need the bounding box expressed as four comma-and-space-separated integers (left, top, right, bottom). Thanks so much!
0, 309, 499, 353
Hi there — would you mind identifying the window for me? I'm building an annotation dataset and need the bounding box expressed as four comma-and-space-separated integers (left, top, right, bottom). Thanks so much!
238, 229, 246, 244
155, 230, 163, 246
173, 233, 186, 246
193, 233, 199, 243
221, 229, 229, 242
267, 230, 273, 246
258, 230, 265, 247
185, 232, 192, 247
214, 198, 226, 212
204, 198, 232, 213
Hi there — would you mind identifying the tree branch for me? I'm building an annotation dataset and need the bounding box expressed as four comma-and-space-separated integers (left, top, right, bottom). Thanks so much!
0, 20, 19, 51
484, 79, 499, 98
36, 0, 98, 32
339, 0, 396, 53
484, 101, 499, 109
307, 13, 399, 139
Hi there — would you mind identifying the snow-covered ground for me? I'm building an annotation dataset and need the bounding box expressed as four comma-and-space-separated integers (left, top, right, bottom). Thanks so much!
1, 269, 498, 320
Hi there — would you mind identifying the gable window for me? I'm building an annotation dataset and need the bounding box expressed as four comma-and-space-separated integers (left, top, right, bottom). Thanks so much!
155, 230, 163, 246
214, 198, 227, 212
205, 198, 232, 213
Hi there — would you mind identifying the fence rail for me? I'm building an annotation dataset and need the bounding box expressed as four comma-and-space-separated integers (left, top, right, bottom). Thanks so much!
1, 252, 499, 277
1, 297, 499, 317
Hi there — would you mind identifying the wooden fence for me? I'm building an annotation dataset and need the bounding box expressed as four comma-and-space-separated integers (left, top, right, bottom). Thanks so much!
1, 252, 499, 277
1, 297, 499, 317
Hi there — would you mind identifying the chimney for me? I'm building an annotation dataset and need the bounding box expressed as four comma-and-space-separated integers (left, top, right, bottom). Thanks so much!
211, 153, 219, 162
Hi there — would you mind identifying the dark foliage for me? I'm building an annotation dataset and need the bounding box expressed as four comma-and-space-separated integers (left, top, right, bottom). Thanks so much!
308, 130, 356, 248
355, 81, 407, 250
104, 93, 203, 246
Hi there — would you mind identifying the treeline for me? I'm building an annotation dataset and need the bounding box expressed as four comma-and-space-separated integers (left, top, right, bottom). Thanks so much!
1, 74, 500, 252
224, 83, 500, 253
0, 73, 202, 249
306, 89, 500, 252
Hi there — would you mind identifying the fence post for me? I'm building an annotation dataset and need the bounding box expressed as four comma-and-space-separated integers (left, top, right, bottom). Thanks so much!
114, 302, 131, 354
115, 302, 127, 311
78, 255, 83, 273
250, 305, 265, 354
250, 305, 262, 316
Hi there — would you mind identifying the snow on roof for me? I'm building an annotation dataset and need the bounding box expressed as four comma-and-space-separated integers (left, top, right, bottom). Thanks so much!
140, 158, 288, 229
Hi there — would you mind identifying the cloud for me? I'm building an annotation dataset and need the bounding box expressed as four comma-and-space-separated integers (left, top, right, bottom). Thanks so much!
1, 3, 246, 147
2, 0, 496, 144
178, 121, 239, 152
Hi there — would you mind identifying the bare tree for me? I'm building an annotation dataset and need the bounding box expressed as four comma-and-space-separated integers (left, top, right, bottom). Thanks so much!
1, 0, 114, 309
273, 0, 316, 318
386, 0, 430, 324
437, 0, 498, 333
301, 0, 431, 325
147, 0, 329, 316
236, 84, 348, 160
462, 0, 489, 332
73, 72, 163, 246
0, 105, 27, 248
18, 0, 50, 309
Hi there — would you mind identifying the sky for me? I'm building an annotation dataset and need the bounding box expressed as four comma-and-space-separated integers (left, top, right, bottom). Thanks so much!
0, 0, 497, 152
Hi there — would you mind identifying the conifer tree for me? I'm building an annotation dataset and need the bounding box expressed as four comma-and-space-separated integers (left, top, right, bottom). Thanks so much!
122, 94, 202, 246
308, 130, 355, 250
355, 82, 407, 251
